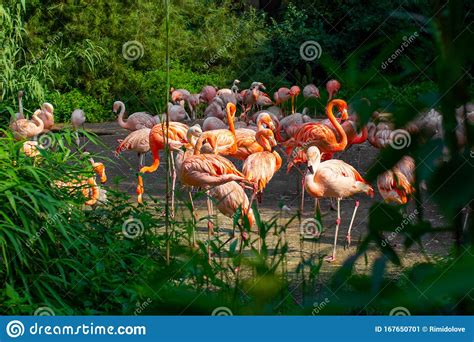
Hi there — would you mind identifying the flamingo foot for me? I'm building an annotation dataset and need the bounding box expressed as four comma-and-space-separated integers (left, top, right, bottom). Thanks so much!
325, 255, 336, 262
344, 235, 351, 249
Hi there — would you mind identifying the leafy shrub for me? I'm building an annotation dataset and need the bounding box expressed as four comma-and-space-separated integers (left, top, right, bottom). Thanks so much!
46, 89, 110, 123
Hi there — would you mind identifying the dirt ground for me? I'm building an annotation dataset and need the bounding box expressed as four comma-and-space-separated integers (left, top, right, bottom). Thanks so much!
85, 122, 452, 280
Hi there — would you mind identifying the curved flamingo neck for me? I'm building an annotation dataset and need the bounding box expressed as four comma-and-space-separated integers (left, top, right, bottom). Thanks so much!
32, 113, 44, 131
117, 102, 128, 128
326, 101, 347, 150
226, 107, 235, 136
256, 129, 273, 152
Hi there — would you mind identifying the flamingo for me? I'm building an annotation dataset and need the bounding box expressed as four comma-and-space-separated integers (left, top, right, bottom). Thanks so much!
116, 128, 151, 170
136, 122, 189, 204
274, 87, 291, 114
242, 127, 282, 206
377, 156, 416, 205
39, 103, 54, 131
178, 139, 251, 258
194, 103, 237, 156
290, 85, 300, 114
54, 158, 107, 206
204, 97, 226, 120
303, 84, 320, 100
199, 85, 218, 105
231, 79, 240, 94
10, 90, 25, 125
304, 146, 374, 262
167, 102, 191, 122
202, 117, 227, 131
230, 113, 276, 160
71, 109, 86, 147
10, 109, 44, 140
209, 181, 255, 238
113, 101, 155, 131
326, 79, 341, 100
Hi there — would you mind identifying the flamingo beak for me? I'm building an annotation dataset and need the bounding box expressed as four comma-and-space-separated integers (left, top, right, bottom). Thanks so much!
307, 165, 314, 175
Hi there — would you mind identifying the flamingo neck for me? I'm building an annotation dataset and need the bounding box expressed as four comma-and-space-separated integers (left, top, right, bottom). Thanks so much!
326, 102, 347, 150
117, 102, 127, 127
304, 156, 321, 195
18, 94, 24, 117
32, 114, 44, 130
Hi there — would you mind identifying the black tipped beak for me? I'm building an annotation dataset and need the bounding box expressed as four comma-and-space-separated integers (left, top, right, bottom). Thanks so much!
307, 165, 314, 174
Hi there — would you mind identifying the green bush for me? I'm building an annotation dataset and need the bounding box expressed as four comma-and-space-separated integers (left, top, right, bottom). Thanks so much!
46, 89, 110, 123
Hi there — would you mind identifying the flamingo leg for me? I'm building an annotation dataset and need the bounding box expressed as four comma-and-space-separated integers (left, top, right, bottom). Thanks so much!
170, 152, 176, 219
326, 198, 341, 262
138, 153, 144, 171
344, 200, 359, 249
81, 123, 86, 151
188, 191, 197, 247
291, 96, 295, 114
206, 191, 214, 261
300, 176, 305, 215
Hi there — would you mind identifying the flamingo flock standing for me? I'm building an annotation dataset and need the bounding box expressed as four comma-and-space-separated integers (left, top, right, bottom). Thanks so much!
10, 77, 471, 262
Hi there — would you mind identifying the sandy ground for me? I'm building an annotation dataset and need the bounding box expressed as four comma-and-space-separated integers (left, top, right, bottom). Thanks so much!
84, 122, 452, 280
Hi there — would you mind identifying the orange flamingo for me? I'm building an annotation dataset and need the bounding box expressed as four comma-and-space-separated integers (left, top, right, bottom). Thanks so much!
136, 122, 189, 204
54, 158, 107, 206
194, 103, 237, 156
230, 113, 276, 160
305, 146, 373, 262
242, 127, 282, 206
377, 156, 415, 205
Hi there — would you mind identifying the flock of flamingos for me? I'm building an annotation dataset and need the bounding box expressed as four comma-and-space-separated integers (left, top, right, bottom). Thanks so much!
8, 80, 472, 261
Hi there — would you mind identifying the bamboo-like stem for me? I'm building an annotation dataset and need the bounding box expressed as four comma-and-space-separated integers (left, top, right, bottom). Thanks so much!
164, 0, 171, 266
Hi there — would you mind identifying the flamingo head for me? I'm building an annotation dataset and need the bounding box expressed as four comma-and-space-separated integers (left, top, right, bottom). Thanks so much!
41, 102, 54, 114
112, 101, 122, 114
290, 85, 301, 97
18, 90, 25, 98
226, 102, 236, 118
306, 146, 321, 169
256, 112, 275, 131
326, 79, 341, 100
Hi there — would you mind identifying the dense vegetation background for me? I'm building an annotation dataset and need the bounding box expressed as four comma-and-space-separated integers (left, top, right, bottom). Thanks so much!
2, 0, 472, 122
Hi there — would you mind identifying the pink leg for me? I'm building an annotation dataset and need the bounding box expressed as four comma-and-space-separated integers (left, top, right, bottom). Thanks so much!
345, 200, 359, 249
300, 176, 305, 215
325, 198, 341, 262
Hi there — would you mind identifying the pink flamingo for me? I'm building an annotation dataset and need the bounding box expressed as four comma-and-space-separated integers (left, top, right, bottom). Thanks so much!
10, 109, 44, 140
326, 79, 341, 101
305, 146, 374, 262
199, 86, 217, 104
303, 84, 320, 100
274, 87, 291, 114
204, 97, 226, 120
290, 85, 300, 114
203, 117, 227, 131
116, 128, 151, 170
113, 101, 155, 131
167, 103, 190, 122
38, 103, 54, 132
10, 90, 25, 125
71, 109, 86, 147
